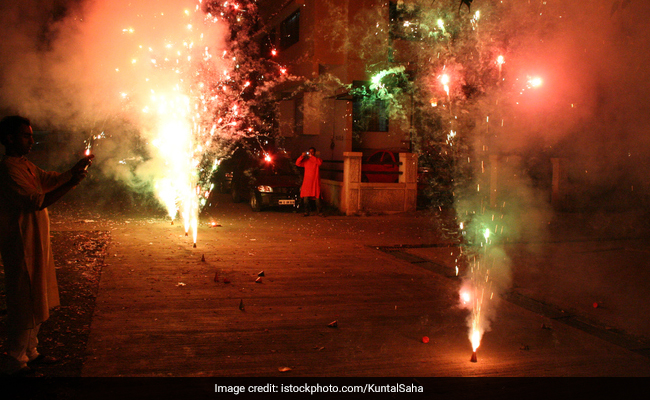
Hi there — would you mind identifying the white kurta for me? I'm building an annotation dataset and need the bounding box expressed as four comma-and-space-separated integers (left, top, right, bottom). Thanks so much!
0, 155, 71, 330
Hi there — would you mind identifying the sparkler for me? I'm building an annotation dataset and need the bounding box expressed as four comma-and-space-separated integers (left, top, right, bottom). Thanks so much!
83, 131, 105, 156
83, 130, 106, 168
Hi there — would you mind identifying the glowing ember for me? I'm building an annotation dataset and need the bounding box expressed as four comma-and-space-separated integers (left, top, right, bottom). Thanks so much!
527, 77, 543, 88
496, 55, 505, 80
440, 74, 450, 98
460, 290, 471, 304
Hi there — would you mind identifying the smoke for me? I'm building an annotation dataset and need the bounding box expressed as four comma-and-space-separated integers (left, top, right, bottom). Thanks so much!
448, 0, 650, 349
0, 0, 231, 211
491, 0, 650, 204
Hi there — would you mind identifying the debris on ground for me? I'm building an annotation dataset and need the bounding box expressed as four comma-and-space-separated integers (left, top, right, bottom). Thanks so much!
0, 230, 109, 377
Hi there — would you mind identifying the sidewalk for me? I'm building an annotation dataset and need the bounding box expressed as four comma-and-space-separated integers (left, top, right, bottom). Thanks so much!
71, 197, 650, 376
385, 209, 650, 347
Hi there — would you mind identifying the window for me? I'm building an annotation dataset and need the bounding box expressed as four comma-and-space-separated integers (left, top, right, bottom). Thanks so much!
353, 98, 389, 132
352, 81, 389, 132
280, 10, 300, 50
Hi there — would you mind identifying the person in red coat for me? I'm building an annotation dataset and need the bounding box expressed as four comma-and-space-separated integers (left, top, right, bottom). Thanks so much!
295, 147, 322, 216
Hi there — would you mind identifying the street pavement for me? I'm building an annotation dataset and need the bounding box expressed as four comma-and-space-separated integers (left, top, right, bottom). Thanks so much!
50, 194, 650, 378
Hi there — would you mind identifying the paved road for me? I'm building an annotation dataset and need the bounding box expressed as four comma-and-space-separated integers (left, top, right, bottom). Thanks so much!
69, 195, 650, 377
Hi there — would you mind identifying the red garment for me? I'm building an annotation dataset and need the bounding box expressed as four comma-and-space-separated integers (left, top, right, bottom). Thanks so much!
296, 154, 322, 198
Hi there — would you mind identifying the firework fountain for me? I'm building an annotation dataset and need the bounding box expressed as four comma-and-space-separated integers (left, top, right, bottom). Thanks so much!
50, 0, 267, 247
359, 0, 566, 362
113, 0, 231, 245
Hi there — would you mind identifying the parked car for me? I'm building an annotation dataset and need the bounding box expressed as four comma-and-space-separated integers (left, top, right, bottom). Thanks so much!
216, 149, 302, 212
247, 154, 302, 212
362, 150, 400, 183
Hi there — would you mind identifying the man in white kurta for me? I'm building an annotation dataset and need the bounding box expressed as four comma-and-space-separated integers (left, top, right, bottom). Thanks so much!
0, 116, 92, 374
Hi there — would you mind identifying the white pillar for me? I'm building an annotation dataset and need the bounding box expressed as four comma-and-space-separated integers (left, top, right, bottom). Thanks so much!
342, 152, 362, 215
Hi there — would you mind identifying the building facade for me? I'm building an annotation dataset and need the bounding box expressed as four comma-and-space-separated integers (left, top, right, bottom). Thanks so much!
256, 0, 412, 163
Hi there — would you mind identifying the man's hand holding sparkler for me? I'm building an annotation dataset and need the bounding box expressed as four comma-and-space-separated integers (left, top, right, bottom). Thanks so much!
38, 154, 95, 210
69, 154, 95, 186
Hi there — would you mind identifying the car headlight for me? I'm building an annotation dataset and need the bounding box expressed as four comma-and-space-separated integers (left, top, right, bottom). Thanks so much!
257, 185, 273, 193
